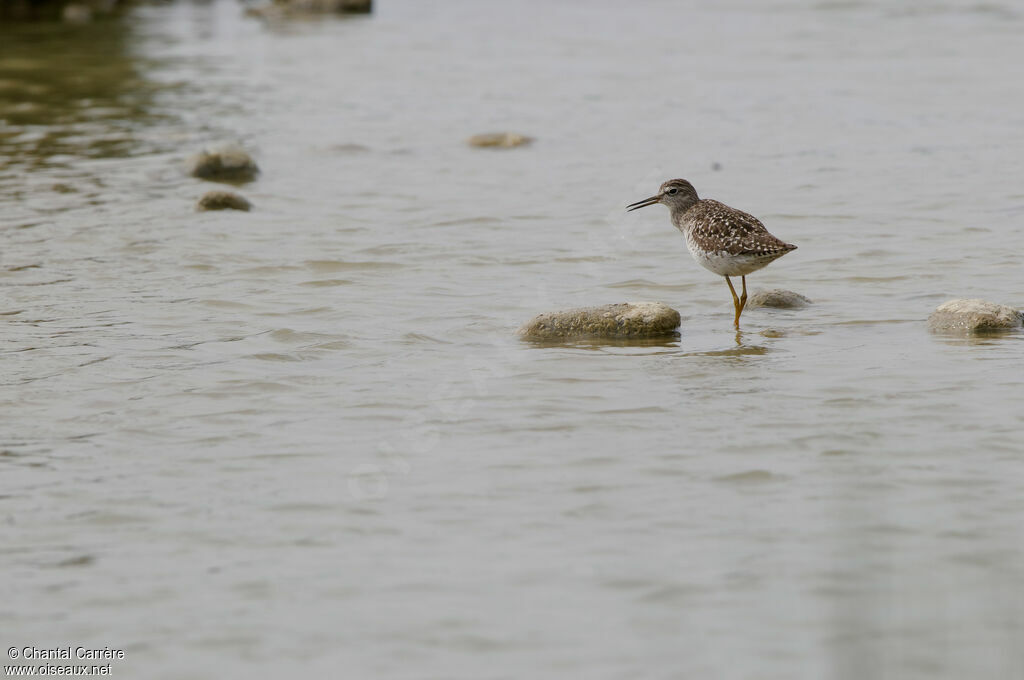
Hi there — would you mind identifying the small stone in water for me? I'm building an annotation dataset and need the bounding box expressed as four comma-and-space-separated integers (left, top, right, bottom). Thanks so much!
927, 298, 1024, 333
468, 133, 533, 149
187, 143, 260, 183
197, 190, 252, 212
517, 302, 680, 341
746, 289, 812, 309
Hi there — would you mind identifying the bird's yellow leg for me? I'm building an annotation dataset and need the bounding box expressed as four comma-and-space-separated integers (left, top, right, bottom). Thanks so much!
739, 276, 748, 314
725, 276, 741, 328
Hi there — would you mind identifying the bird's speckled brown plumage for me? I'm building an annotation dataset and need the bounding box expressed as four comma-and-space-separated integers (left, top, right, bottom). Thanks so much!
677, 199, 795, 260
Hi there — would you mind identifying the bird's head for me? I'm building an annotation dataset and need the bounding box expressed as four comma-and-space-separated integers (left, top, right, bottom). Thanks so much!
626, 179, 699, 213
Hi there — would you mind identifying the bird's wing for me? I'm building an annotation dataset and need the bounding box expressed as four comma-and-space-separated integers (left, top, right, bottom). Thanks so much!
688, 200, 794, 256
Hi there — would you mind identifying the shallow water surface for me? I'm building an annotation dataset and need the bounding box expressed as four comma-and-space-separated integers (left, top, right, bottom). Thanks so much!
2, 1, 1024, 678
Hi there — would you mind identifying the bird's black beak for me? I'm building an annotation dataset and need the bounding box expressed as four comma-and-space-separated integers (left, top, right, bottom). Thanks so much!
626, 195, 660, 212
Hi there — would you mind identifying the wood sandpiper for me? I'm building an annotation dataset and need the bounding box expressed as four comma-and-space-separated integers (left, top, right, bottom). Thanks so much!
627, 179, 797, 328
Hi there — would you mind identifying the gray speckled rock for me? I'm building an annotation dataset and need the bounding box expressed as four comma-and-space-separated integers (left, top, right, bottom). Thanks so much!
197, 190, 251, 212
927, 299, 1023, 333
517, 302, 680, 341
746, 289, 812, 309
187, 144, 260, 183
468, 132, 533, 148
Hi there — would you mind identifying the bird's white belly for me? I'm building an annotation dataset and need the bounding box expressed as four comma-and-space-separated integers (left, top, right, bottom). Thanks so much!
685, 238, 774, 277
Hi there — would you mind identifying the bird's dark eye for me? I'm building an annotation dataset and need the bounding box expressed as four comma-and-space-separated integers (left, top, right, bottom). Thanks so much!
666, 188, 678, 195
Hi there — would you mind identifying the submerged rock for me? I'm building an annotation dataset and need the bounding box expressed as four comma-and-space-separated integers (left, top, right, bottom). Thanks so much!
927, 299, 1023, 333
246, 0, 370, 17
468, 133, 533, 149
338, 0, 371, 10
517, 302, 680, 341
197, 190, 251, 212
187, 144, 260, 183
746, 289, 812, 309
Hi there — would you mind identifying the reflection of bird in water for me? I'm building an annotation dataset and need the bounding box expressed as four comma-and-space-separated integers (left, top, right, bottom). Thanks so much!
628, 179, 797, 328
